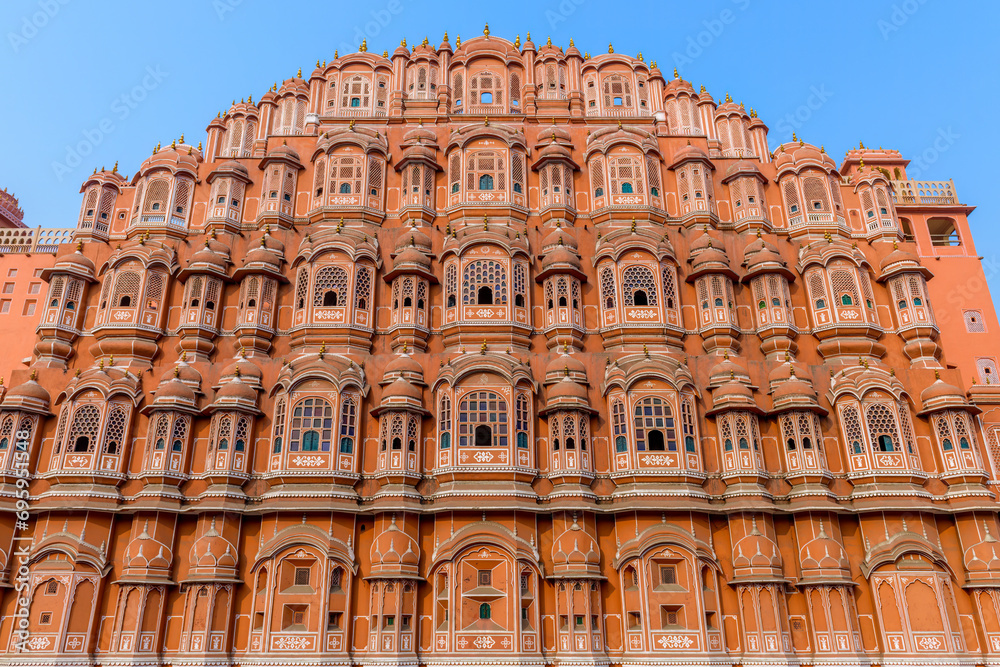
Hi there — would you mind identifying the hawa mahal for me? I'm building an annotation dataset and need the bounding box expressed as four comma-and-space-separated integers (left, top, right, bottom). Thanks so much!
1, 29, 1000, 667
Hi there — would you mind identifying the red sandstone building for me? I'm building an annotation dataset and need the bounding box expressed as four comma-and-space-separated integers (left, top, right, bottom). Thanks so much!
1, 30, 1000, 667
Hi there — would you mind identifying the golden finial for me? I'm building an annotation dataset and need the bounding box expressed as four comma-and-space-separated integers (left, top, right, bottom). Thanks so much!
935, 369, 941, 380
526, 31, 531, 41
197, 141, 202, 151
569, 38, 574, 47
98, 359, 105, 370
297, 67, 302, 77
455, 34, 461, 47
483, 23, 489, 37
316, 59, 320, 68
422, 36, 429, 46
484, 215, 489, 230
318, 342, 326, 360
349, 120, 356, 130
402, 341, 408, 354
608, 43, 614, 53
546, 35, 552, 46
29, 370, 36, 381
674, 67, 679, 78
334, 50, 339, 58
234, 366, 242, 378
173, 366, 180, 378
383, 50, 388, 57
360, 39, 367, 51
484, 117, 490, 126
443, 31, 448, 42
401, 38, 407, 47
643, 344, 649, 358
480, 341, 487, 355
637, 51, 643, 61
618, 120, 622, 129
792, 132, 797, 142
74, 369, 81, 377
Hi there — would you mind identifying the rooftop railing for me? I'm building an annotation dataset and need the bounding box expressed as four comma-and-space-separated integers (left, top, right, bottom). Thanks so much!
0, 227, 75, 253
891, 179, 959, 205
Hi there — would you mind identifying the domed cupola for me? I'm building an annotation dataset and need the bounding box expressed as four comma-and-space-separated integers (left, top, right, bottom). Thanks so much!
35, 242, 99, 368
369, 514, 421, 579
541, 348, 595, 486
256, 143, 304, 228
538, 225, 587, 350
730, 514, 783, 582
370, 352, 428, 486
551, 514, 602, 578
76, 166, 126, 240
385, 223, 436, 353
797, 519, 852, 583
533, 124, 579, 222
121, 519, 173, 583
963, 521, 1000, 586
687, 230, 740, 354
129, 139, 202, 238
205, 160, 253, 234
397, 122, 442, 221
175, 232, 232, 362
714, 96, 755, 159
187, 516, 238, 581
0, 373, 52, 415
232, 228, 287, 357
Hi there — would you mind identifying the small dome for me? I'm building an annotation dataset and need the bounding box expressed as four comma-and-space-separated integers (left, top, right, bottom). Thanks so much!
709, 354, 750, 387
919, 376, 969, 415
551, 517, 601, 577
267, 144, 301, 162
732, 517, 782, 575
382, 376, 423, 402
52, 245, 96, 278
152, 377, 197, 406
370, 516, 420, 578
190, 517, 237, 573
799, 522, 851, 578
159, 357, 202, 388
965, 523, 1000, 579
189, 241, 230, 273
393, 245, 432, 271
384, 353, 423, 379
244, 239, 284, 268
3, 378, 50, 405
669, 141, 711, 169
395, 224, 432, 254
548, 377, 589, 401
220, 356, 263, 386
214, 376, 258, 405
725, 160, 763, 179
540, 225, 578, 253
125, 521, 171, 571
540, 245, 582, 273
545, 351, 587, 383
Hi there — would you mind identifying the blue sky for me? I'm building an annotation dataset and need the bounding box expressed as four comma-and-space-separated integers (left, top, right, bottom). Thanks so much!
2, 0, 997, 299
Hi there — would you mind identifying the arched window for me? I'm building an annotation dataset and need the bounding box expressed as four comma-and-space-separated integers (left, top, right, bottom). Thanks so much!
612, 399, 627, 452
622, 266, 658, 307
516, 392, 530, 449
340, 395, 358, 454
289, 398, 334, 452
462, 260, 507, 306
458, 391, 507, 447
313, 265, 349, 308
479, 174, 494, 190
633, 397, 676, 452
479, 603, 491, 619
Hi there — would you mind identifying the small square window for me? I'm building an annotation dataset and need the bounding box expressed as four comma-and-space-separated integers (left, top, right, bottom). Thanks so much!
28, 283, 40, 295
965, 310, 987, 333
33, 268, 43, 277
45, 580, 58, 595
659, 565, 676, 585
23, 301, 35, 317
478, 570, 492, 586
40, 612, 52, 625
294, 567, 310, 586
2, 283, 13, 294
0, 300, 10, 314
7, 269, 17, 277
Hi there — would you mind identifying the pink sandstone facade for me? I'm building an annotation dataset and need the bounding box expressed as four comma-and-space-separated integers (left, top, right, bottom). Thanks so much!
2, 31, 1000, 667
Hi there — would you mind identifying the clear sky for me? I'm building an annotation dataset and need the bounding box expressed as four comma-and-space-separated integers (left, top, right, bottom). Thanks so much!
2, 0, 997, 302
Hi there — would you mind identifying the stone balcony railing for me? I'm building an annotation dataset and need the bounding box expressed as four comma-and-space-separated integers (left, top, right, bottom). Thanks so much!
0, 226, 75, 253
891, 179, 959, 205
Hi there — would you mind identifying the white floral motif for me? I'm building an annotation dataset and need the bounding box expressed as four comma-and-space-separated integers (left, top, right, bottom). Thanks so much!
473, 635, 495, 649
274, 636, 311, 650
917, 636, 943, 651
292, 455, 325, 467
27, 636, 51, 650
657, 635, 694, 649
